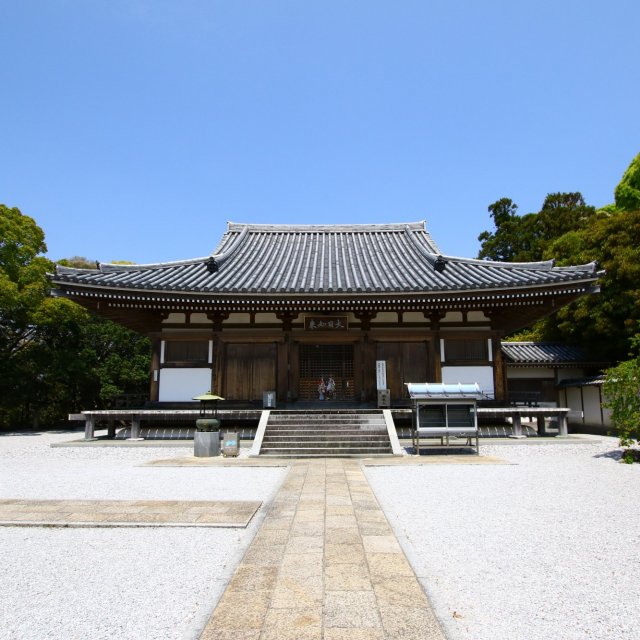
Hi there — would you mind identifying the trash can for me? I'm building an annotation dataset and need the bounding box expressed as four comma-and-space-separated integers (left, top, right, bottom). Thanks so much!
222, 432, 239, 457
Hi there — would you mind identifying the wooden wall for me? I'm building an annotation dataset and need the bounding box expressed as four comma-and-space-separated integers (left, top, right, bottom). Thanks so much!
222, 343, 277, 401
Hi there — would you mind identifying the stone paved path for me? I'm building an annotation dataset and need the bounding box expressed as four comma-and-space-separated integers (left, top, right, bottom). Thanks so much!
200, 459, 446, 640
0, 499, 261, 527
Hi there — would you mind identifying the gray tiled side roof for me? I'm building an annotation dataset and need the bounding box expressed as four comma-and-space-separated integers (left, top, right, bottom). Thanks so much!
557, 375, 605, 388
501, 342, 587, 364
52, 221, 600, 295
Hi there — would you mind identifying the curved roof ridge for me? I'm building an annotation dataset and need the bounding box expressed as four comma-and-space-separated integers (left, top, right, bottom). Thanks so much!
551, 261, 598, 272
226, 220, 427, 233
444, 255, 556, 269
212, 224, 249, 266
404, 225, 441, 263
56, 257, 210, 275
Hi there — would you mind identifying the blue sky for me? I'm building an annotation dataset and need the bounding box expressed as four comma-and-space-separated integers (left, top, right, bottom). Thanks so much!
1, 1, 638, 264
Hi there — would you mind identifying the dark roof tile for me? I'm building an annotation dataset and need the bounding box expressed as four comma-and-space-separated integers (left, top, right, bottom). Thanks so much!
501, 342, 587, 364
52, 221, 600, 296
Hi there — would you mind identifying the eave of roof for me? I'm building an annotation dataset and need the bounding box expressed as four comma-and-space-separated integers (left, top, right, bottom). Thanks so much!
557, 375, 606, 388
50, 221, 601, 297
501, 341, 605, 366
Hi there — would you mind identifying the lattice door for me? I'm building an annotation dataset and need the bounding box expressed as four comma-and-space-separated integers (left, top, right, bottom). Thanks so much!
299, 344, 355, 401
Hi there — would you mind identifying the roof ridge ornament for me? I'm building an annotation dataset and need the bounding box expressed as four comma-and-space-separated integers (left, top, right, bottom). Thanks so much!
433, 256, 447, 272
404, 225, 444, 267
204, 225, 250, 273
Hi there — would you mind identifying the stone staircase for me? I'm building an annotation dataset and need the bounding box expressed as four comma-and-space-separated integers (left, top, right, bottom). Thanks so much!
258, 410, 393, 457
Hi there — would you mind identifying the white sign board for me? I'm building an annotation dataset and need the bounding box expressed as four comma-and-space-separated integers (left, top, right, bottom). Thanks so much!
376, 360, 387, 391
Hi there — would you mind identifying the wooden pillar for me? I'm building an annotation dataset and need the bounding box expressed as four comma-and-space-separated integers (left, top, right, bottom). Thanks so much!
492, 336, 506, 402
277, 340, 289, 403
355, 311, 375, 401
149, 335, 161, 402
209, 334, 219, 395
276, 312, 297, 402
430, 312, 443, 382
207, 313, 228, 396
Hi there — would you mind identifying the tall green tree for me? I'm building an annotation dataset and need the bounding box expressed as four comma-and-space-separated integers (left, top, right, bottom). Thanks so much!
614, 152, 640, 212
603, 333, 640, 461
544, 208, 640, 361
477, 193, 596, 263
0, 205, 50, 359
0, 204, 57, 424
477, 198, 522, 261
1, 205, 150, 427
477, 153, 640, 364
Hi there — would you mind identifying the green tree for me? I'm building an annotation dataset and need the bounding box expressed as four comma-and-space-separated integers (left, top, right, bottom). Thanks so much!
477, 154, 640, 363
477, 198, 522, 261
603, 334, 640, 462
478, 193, 596, 263
544, 208, 640, 361
0, 204, 57, 424
0, 205, 50, 357
1, 205, 150, 427
614, 152, 640, 212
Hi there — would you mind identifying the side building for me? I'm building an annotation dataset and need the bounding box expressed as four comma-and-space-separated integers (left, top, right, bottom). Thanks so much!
50, 222, 601, 406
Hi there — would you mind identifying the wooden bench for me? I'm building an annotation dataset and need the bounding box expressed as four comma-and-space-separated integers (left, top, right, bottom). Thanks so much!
68, 409, 262, 440
476, 407, 570, 438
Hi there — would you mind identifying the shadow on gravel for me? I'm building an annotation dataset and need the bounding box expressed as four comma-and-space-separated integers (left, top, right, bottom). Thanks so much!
1, 428, 83, 437
593, 449, 623, 461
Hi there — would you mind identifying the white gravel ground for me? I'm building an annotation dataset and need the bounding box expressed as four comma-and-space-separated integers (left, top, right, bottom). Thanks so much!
0, 429, 287, 640
2, 430, 639, 640
365, 436, 640, 640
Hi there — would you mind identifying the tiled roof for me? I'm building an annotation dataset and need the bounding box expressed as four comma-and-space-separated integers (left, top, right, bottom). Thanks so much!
557, 375, 605, 388
52, 221, 600, 296
501, 342, 588, 365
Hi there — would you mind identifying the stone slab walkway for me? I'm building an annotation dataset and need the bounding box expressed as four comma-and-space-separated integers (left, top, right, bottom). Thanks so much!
0, 499, 261, 528
142, 457, 289, 467
200, 459, 446, 640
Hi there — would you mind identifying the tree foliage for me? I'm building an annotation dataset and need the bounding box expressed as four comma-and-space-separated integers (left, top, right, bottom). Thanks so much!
603, 334, 640, 461
478, 193, 596, 263
0, 205, 150, 427
614, 152, 640, 212
546, 208, 640, 361
478, 153, 640, 363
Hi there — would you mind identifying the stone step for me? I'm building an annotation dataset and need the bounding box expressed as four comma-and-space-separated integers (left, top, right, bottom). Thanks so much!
259, 411, 393, 458
264, 430, 389, 440
262, 440, 390, 448
258, 453, 395, 458
266, 428, 386, 432
270, 412, 384, 417
263, 433, 389, 440
268, 417, 386, 422
259, 447, 393, 456
269, 417, 387, 427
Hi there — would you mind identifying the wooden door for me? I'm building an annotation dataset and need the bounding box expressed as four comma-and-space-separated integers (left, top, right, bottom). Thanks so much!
375, 342, 429, 399
223, 343, 276, 401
